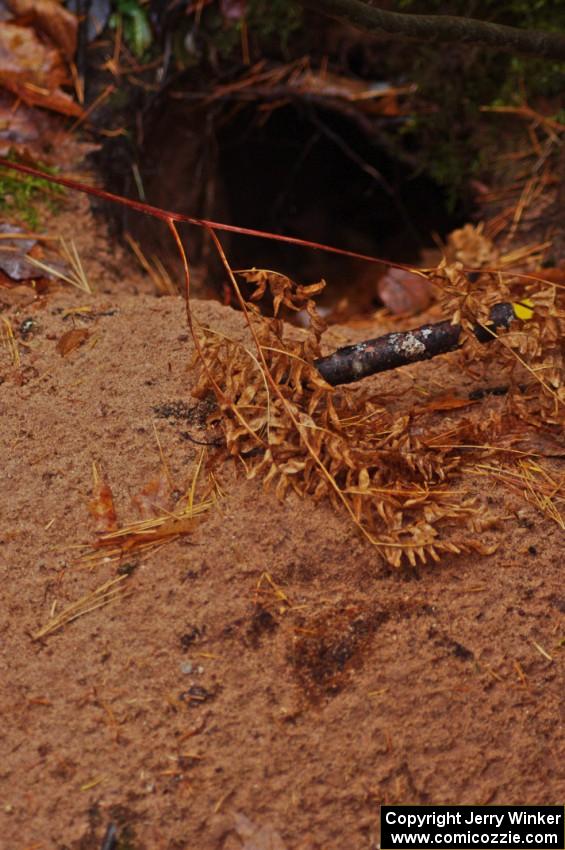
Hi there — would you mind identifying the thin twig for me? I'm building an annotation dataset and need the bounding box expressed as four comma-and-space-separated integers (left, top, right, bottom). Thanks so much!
296, 0, 565, 61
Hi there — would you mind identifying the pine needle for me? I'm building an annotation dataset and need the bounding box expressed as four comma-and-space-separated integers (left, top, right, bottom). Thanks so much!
25, 237, 92, 293
78, 450, 214, 567
34, 575, 131, 639
125, 232, 176, 294
474, 460, 564, 529
1, 317, 20, 367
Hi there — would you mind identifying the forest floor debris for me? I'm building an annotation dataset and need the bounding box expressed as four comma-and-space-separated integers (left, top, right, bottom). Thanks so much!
0, 195, 563, 846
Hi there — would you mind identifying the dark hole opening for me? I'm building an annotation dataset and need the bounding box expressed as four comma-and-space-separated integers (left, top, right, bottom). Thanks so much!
217, 103, 466, 276
131, 93, 471, 314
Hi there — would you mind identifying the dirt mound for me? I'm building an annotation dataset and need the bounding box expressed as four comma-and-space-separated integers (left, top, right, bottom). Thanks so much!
1, 275, 563, 848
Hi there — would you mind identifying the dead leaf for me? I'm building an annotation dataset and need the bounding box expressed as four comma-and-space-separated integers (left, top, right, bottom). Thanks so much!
0, 223, 39, 279
0, 22, 82, 116
132, 469, 171, 518
56, 326, 89, 355
88, 465, 118, 533
7, 0, 78, 58
447, 222, 498, 268
377, 267, 432, 315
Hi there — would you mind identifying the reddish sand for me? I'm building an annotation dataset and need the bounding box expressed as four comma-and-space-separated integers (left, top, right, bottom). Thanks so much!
1, 194, 563, 850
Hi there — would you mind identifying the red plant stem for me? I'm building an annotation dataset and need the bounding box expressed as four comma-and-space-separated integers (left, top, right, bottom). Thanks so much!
0, 156, 408, 271
1, 157, 558, 290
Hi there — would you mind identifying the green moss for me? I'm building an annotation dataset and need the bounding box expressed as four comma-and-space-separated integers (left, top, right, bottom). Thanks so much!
110, 0, 152, 58
0, 153, 65, 229
382, 0, 565, 201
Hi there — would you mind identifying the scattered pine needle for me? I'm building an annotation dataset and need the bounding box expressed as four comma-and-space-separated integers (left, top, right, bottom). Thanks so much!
532, 641, 553, 661
1, 317, 20, 367
125, 232, 177, 294
513, 660, 528, 687
26, 237, 93, 293
474, 459, 564, 529
187, 447, 206, 516
254, 571, 293, 608
38, 455, 216, 637
34, 575, 131, 640
79, 451, 214, 566
78, 499, 211, 565
80, 776, 105, 792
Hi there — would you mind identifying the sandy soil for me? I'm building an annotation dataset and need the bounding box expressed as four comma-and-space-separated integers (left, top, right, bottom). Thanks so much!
0, 195, 564, 850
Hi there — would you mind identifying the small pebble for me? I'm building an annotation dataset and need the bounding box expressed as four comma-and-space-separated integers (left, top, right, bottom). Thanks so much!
180, 661, 205, 675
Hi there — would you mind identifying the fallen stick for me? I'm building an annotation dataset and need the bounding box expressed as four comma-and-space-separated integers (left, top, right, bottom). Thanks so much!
314, 302, 516, 386
100, 824, 117, 850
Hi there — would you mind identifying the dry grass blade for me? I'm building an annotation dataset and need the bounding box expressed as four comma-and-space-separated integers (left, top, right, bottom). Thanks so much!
499, 241, 552, 267
26, 237, 92, 293
78, 500, 211, 565
1, 317, 20, 367
187, 447, 205, 516
188, 221, 563, 567
125, 232, 177, 294
34, 575, 131, 640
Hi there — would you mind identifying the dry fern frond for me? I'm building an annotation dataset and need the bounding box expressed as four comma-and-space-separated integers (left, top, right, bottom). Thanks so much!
190, 232, 563, 567
429, 226, 564, 426
192, 264, 507, 566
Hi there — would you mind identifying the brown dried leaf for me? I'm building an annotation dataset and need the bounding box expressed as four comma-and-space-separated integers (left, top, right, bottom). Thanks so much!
7, 0, 78, 58
0, 22, 82, 116
377, 268, 432, 315
447, 223, 499, 268
132, 469, 171, 518
88, 467, 118, 533
56, 327, 89, 355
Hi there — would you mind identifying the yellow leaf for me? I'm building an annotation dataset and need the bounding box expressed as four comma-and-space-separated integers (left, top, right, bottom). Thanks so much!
512, 298, 534, 321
